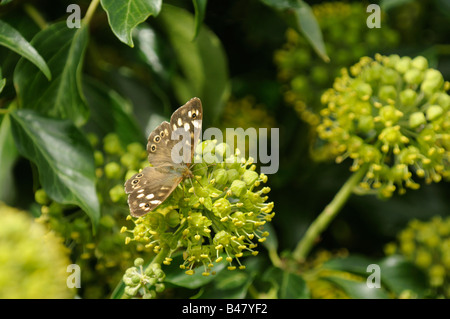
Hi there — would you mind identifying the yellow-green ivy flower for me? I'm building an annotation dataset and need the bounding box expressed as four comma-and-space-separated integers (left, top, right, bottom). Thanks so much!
0, 204, 74, 298
317, 54, 450, 198
274, 1, 399, 128
385, 216, 450, 298
122, 140, 275, 280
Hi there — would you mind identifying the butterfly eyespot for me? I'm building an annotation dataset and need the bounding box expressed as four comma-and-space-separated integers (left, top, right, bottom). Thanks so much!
192, 112, 197, 119
154, 135, 161, 143
132, 179, 139, 184
150, 144, 157, 152
136, 173, 143, 178
144, 203, 150, 208
160, 131, 165, 137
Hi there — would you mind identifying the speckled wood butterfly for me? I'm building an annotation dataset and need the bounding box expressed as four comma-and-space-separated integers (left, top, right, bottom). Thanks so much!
124, 97, 203, 217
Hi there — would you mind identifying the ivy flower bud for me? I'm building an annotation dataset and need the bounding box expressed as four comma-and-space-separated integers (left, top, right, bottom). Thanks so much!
242, 170, 259, 186
230, 180, 247, 197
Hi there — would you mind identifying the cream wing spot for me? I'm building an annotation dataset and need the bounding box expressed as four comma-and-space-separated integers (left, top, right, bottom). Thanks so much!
184, 123, 190, 131
177, 118, 183, 126
150, 200, 162, 205
145, 194, 155, 200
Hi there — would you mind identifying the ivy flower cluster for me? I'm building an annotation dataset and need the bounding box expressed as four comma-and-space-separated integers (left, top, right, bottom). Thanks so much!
0, 204, 73, 298
121, 139, 275, 280
274, 1, 399, 128
385, 216, 450, 298
317, 54, 450, 198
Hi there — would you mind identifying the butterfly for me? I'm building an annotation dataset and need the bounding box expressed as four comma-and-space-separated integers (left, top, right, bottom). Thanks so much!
124, 97, 203, 217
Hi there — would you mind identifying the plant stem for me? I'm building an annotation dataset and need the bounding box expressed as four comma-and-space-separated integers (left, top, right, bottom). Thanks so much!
268, 246, 283, 268
23, 4, 48, 30
83, 0, 101, 25
292, 166, 368, 262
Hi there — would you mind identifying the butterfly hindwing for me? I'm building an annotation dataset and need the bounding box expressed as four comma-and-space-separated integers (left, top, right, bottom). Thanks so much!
125, 166, 183, 217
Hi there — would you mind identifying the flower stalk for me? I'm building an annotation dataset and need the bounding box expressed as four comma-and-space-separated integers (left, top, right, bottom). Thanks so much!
293, 166, 368, 262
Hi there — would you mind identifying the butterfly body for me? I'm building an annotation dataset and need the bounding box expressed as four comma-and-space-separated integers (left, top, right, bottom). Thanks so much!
125, 98, 202, 217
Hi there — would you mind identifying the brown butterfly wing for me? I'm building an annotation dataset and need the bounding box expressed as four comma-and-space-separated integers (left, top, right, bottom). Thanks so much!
125, 166, 182, 217
169, 97, 203, 166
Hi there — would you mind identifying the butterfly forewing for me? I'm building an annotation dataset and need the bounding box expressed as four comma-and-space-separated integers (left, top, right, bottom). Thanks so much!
169, 97, 203, 166
125, 166, 182, 217
125, 97, 203, 217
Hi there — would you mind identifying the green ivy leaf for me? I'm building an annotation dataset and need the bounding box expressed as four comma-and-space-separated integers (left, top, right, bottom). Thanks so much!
322, 254, 378, 276
294, 2, 329, 62
192, 0, 207, 40
260, 0, 329, 62
380, 0, 415, 11
0, 0, 13, 4
14, 22, 89, 126
164, 253, 227, 289
378, 255, 428, 297
323, 254, 429, 297
200, 269, 253, 298
10, 109, 100, 229
83, 76, 145, 146
100, 0, 162, 47
157, 4, 230, 124
0, 68, 5, 94
323, 275, 390, 299
263, 267, 309, 298
0, 114, 18, 203
0, 19, 51, 80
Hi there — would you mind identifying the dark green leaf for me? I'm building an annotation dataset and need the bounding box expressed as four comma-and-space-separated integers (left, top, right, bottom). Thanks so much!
0, 0, 13, 5
83, 76, 145, 146
0, 19, 51, 80
165, 253, 227, 289
0, 114, 18, 203
192, 0, 207, 40
110, 279, 126, 299
380, 0, 415, 11
157, 4, 230, 124
260, 0, 328, 62
14, 22, 89, 126
132, 24, 174, 86
259, 0, 300, 9
280, 271, 309, 298
201, 270, 253, 299
293, 2, 329, 62
10, 109, 100, 229
0, 68, 5, 94
322, 255, 378, 276
100, 0, 162, 47
378, 255, 428, 297
263, 267, 309, 298
323, 276, 390, 299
